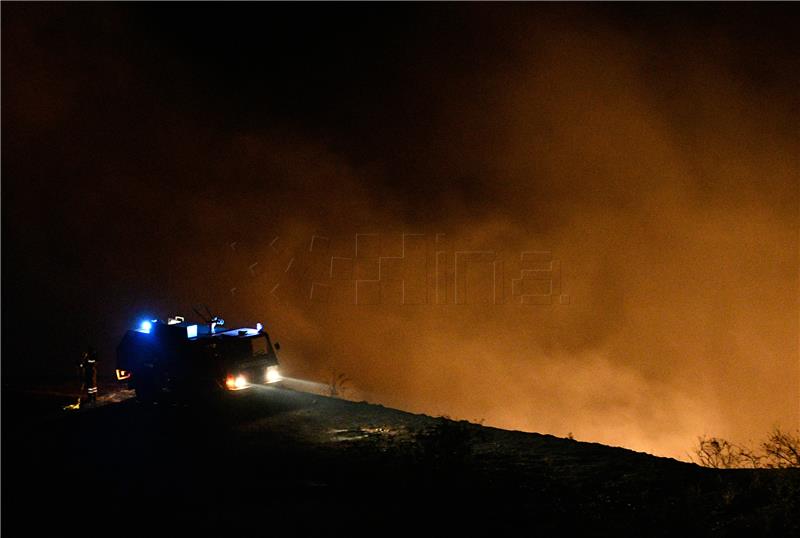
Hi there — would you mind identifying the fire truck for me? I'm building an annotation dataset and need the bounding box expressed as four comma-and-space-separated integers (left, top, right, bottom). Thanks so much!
116, 314, 281, 401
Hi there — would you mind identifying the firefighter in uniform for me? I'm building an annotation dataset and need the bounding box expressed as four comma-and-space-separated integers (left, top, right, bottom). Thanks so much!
79, 346, 99, 405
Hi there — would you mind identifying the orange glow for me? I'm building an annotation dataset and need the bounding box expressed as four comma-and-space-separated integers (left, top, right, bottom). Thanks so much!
115, 369, 131, 381
5, 6, 793, 461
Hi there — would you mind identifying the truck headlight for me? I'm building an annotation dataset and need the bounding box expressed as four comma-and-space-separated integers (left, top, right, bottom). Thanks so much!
266, 366, 282, 384
226, 374, 248, 390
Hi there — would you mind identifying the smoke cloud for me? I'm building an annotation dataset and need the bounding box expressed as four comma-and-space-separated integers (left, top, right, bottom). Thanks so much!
4, 4, 798, 458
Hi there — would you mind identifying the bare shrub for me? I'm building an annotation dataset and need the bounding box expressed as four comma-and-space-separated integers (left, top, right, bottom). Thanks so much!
692, 428, 800, 469
762, 428, 800, 469
692, 435, 762, 469
328, 370, 351, 399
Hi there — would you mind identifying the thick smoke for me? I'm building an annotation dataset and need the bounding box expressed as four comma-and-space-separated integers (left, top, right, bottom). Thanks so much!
4, 5, 798, 458
205, 13, 798, 458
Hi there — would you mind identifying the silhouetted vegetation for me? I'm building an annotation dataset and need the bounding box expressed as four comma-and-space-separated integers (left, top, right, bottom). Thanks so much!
327, 370, 351, 399
761, 428, 800, 468
692, 428, 800, 469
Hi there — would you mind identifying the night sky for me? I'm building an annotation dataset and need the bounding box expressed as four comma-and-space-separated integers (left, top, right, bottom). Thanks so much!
3, 3, 799, 458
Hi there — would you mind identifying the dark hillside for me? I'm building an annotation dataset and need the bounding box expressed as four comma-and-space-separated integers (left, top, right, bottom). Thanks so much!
3, 386, 797, 536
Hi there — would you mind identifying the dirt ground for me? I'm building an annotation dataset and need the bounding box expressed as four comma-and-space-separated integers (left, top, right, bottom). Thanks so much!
3, 383, 798, 536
